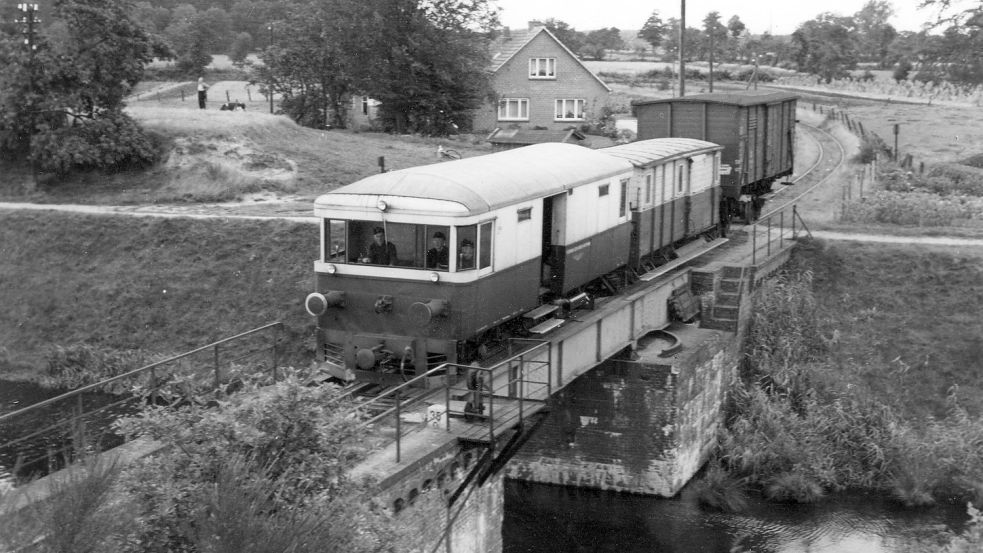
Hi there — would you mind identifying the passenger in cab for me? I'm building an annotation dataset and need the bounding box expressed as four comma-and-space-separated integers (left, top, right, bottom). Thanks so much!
361, 227, 397, 265
458, 239, 475, 270
426, 231, 449, 270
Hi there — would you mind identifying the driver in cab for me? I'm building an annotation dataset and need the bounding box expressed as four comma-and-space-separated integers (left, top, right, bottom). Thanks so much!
361, 227, 397, 265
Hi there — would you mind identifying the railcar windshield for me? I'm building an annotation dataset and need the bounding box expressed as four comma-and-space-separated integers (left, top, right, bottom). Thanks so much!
323, 219, 493, 272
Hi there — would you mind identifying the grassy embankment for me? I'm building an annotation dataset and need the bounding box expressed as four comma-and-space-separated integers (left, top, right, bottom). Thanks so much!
0, 211, 317, 379
0, 103, 492, 204
698, 238, 983, 510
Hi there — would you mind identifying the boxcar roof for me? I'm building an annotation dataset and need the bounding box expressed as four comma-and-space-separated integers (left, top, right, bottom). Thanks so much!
316, 143, 631, 216
632, 91, 798, 107
602, 138, 723, 166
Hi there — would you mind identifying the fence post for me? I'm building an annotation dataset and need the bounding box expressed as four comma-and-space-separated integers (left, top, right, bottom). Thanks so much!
214, 343, 221, 391
226, 90, 231, 103
395, 392, 401, 463
181, 89, 185, 102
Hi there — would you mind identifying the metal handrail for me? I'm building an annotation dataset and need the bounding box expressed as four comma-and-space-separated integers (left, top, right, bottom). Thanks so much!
0, 323, 283, 479
751, 203, 809, 265
0, 322, 282, 425
352, 339, 551, 463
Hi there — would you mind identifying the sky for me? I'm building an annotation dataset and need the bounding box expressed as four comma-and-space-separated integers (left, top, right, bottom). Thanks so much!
491, 0, 953, 35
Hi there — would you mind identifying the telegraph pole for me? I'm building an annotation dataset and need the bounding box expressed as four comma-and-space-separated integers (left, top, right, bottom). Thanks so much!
18, 3, 40, 190
678, 0, 685, 97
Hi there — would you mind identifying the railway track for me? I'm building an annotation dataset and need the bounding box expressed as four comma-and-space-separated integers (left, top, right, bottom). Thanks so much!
761, 121, 848, 219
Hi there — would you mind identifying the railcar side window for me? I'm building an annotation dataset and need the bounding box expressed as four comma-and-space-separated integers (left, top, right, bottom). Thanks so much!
645, 174, 652, 204
325, 220, 347, 262
620, 179, 628, 217
478, 222, 493, 270
456, 225, 477, 271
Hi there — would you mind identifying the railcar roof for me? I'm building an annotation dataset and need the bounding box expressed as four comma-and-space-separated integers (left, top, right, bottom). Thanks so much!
316, 143, 632, 215
632, 91, 798, 107
602, 138, 723, 166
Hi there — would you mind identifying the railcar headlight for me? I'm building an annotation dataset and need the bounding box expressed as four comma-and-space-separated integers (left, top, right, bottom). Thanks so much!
429, 272, 440, 283
325, 263, 337, 274
377, 200, 388, 212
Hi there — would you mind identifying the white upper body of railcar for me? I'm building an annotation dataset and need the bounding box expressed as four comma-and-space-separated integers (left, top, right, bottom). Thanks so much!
602, 138, 723, 212
313, 143, 634, 284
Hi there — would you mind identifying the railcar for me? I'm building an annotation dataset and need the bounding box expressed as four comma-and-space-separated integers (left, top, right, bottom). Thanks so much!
306, 143, 635, 383
603, 138, 724, 266
632, 91, 797, 222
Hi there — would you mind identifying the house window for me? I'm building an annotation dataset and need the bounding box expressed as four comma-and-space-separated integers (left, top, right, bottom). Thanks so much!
555, 99, 585, 121
362, 97, 369, 115
529, 58, 556, 79
498, 98, 529, 121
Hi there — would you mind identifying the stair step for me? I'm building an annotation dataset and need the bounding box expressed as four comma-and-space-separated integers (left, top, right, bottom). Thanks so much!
529, 318, 565, 335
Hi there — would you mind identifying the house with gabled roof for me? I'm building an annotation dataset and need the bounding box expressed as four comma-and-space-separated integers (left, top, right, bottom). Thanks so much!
472, 24, 612, 132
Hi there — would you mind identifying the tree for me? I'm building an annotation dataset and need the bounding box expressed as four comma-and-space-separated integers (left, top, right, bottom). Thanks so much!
638, 10, 667, 55
791, 13, 859, 82
361, 0, 496, 134
264, 0, 495, 134
164, 6, 231, 74
0, 0, 160, 176
540, 18, 586, 56
701, 11, 728, 62
229, 31, 252, 64
853, 0, 898, 66
727, 15, 746, 38
583, 27, 623, 60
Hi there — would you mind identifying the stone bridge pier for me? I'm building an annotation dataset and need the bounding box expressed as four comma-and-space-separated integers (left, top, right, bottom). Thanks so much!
360, 263, 758, 553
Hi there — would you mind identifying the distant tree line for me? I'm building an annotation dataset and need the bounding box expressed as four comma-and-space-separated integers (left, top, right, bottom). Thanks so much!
632, 1, 983, 86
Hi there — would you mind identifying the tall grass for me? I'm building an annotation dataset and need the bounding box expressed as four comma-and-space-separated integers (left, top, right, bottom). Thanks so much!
706, 250, 983, 508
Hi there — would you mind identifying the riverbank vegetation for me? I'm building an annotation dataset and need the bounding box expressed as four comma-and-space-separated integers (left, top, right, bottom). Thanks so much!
701, 238, 983, 511
0, 368, 410, 552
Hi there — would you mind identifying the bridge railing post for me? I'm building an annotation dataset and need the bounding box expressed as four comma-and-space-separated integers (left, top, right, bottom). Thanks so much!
780, 210, 785, 249
752, 222, 758, 265
767, 216, 772, 258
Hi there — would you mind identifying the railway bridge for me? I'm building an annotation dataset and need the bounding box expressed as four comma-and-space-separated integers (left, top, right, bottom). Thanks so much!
345, 209, 806, 553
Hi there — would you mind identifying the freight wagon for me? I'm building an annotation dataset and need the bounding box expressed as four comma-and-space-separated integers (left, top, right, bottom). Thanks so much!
632, 91, 797, 222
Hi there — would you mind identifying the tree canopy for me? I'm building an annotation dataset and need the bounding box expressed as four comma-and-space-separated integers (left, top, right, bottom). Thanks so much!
0, 0, 161, 177
261, 0, 496, 134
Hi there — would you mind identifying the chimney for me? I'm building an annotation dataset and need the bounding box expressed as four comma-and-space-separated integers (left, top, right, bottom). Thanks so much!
528, 20, 543, 30
503, 27, 511, 39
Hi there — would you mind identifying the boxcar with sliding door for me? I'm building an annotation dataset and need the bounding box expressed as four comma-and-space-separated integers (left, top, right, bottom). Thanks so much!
632, 91, 797, 222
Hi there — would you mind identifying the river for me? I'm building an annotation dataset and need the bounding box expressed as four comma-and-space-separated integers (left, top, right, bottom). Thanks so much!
503, 480, 969, 552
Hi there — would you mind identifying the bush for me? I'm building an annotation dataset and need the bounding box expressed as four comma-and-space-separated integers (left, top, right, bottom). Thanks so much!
841, 191, 983, 226
693, 462, 748, 512
43, 344, 161, 390
113, 369, 395, 552
31, 111, 162, 175
764, 472, 825, 503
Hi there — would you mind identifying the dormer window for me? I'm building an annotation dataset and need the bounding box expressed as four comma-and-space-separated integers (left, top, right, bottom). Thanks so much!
529, 58, 556, 79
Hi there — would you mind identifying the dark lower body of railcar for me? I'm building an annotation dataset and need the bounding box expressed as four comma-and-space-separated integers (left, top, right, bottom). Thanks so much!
311, 260, 540, 382
630, 187, 720, 267
545, 222, 634, 297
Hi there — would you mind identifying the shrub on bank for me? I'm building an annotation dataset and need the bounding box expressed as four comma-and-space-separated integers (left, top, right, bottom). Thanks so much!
841, 191, 983, 226
710, 261, 983, 508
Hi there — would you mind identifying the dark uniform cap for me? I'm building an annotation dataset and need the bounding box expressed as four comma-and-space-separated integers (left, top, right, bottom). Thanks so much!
461, 239, 474, 247
433, 231, 446, 239
373, 227, 385, 235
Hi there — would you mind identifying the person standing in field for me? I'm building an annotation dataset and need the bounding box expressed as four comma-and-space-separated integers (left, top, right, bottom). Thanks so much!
197, 77, 209, 109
